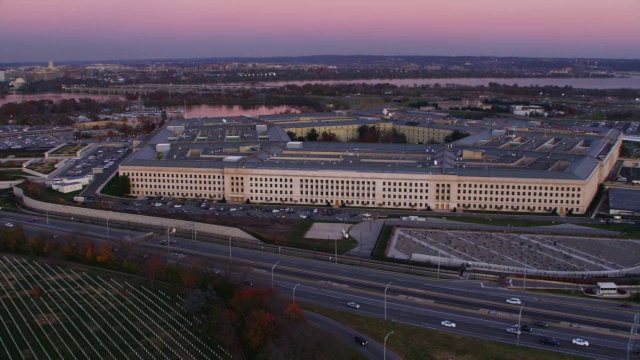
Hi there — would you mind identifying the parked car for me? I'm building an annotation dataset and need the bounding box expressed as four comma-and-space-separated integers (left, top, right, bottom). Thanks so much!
505, 298, 522, 305
346, 301, 360, 309
440, 320, 456, 328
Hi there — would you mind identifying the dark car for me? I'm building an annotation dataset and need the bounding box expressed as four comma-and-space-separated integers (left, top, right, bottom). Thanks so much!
521, 324, 533, 332
244, 278, 253, 286
354, 335, 367, 346
533, 321, 549, 328
540, 337, 560, 347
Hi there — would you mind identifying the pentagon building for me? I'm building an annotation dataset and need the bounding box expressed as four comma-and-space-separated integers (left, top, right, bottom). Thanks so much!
119, 114, 621, 214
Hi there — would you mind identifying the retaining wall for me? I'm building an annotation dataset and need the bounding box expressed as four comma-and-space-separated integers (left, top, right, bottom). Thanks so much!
13, 186, 259, 242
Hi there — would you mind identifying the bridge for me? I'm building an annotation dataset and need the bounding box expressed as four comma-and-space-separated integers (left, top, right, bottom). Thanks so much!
63, 83, 279, 95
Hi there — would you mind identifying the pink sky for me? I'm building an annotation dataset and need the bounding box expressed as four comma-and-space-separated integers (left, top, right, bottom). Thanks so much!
1, 0, 639, 62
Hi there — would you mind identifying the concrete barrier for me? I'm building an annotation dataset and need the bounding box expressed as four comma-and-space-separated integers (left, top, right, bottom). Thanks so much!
13, 186, 259, 242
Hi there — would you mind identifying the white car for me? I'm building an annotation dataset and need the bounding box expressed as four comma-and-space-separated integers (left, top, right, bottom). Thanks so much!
440, 320, 456, 328
572, 338, 589, 347
173, 204, 182, 208
505, 298, 522, 305
346, 301, 360, 309
5, 222, 13, 227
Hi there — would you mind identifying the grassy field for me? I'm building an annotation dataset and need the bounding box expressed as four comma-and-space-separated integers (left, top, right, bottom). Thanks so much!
0, 257, 232, 360
304, 306, 587, 360
26, 161, 58, 175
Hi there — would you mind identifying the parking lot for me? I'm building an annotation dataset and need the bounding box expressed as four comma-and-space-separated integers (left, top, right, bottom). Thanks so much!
387, 228, 640, 272
112, 197, 370, 224
0, 133, 63, 151
59, 145, 130, 178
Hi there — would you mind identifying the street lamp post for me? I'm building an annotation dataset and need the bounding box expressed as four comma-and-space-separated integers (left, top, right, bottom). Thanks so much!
106, 214, 110, 238
292, 283, 300, 303
517, 303, 524, 347
334, 237, 338, 264
384, 282, 392, 321
166, 227, 170, 254
271, 261, 280, 288
523, 259, 528, 291
383, 331, 394, 360
228, 236, 232, 265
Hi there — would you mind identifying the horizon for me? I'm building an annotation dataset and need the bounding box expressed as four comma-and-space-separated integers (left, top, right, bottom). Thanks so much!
4, 53, 640, 67
1, 0, 640, 63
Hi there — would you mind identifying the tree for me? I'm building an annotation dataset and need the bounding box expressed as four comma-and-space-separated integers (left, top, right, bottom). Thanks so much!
306, 128, 319, 141
286, 131, 297, 140
283, 302, 304, 322
444, 129, 470, 143
95, 242, 112, 264
146, 255, 165, 286
244, 309, 276, 348
319, 131, 338, 142
181, 267, 199, 288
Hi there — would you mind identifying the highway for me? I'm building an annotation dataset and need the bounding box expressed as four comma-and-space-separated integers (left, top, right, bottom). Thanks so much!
2, 210, 639, 359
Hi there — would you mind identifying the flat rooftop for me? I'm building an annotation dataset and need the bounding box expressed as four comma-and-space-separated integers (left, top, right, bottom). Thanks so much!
121, 114, 619, 181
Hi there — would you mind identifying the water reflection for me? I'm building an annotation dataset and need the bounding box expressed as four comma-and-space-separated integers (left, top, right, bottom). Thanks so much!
173, 104, 299, 118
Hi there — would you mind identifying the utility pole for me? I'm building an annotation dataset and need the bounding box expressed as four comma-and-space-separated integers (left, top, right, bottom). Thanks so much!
228, 236, 232, 265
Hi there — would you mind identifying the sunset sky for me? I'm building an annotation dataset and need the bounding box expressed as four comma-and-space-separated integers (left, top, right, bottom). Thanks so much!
1, 0, 639, 62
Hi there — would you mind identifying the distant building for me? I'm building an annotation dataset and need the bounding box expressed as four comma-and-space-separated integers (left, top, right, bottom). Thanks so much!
511, 105, 546, 117
0, 71, 5, 82
9, 78, 26, 89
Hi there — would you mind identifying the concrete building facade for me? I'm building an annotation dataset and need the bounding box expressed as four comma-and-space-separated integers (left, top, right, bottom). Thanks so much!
119, 115, 621, 215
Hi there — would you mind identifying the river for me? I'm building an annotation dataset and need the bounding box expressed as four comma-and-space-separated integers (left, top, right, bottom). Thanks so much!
0, 93, 299, 117
169, 104, 299, 118
265, 76, 640, 89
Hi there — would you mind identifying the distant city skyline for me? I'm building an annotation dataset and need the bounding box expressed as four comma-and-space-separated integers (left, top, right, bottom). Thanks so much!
1, 0, 639, 63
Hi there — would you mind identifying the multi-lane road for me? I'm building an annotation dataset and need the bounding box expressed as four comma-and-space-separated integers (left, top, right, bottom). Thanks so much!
2, 210, 639, 359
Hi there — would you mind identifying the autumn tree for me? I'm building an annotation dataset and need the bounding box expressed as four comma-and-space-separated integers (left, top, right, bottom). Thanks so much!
283, 302, 304, 322
181, 267, 199, 288
95, 242, 112, 264
145, 255, 165, 286
244, 309, 276, 348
